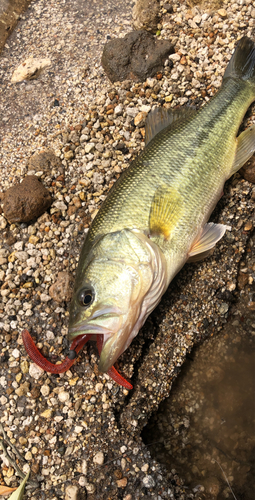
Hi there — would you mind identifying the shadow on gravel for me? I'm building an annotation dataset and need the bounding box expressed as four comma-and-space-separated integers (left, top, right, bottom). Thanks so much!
142, 296, 255, 500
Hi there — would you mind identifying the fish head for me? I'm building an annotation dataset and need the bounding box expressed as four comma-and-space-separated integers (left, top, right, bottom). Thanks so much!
68, 230, 167, 372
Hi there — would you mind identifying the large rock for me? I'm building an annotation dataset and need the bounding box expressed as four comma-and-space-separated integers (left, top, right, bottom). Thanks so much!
3, 175, 52, 223
101, 30, 174, 82
132, 0, 160, 32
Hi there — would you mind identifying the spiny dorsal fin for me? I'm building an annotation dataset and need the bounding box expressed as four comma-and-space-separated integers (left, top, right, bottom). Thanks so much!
149, 186, 183, 239
145, 106, 196, 146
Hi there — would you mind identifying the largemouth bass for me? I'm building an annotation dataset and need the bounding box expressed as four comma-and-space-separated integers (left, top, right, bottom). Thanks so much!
22, 37, 255, 389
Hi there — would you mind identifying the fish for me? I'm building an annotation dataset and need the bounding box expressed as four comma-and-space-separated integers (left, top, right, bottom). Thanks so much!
22, 36, 255, 390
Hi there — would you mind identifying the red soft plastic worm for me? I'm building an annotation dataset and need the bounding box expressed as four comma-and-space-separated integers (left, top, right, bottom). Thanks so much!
22, 329, 133, 389
22, 329, 92, 373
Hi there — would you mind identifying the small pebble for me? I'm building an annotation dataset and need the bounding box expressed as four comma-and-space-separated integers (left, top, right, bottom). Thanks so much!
93, 451, 104, 465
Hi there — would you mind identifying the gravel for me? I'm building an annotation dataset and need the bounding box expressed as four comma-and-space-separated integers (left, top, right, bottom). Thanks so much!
0, 0, 254, 499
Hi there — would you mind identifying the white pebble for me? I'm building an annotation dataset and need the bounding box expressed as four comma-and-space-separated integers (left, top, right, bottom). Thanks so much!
93, 451, 104, 465
142, 475, 155, 488
54, 201, 67, 211
29, 363, 44, 380
74, 426, 83, 434
0, 216, 7, 229
12, 349, 20, 358
114, 104, 123, 115
40, 384, 50, 397
40, 293, 51, 302
58, 391, 70, 403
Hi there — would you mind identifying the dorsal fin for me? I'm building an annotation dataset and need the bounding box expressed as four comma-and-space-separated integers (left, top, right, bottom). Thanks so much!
145, 106, 197, 146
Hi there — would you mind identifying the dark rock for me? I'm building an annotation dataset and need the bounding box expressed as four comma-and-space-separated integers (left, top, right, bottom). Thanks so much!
3, 229, 17, 246
133, 0, 160, 32
240, 154, 255, 184
163, 3, 173, 13
3, 175, 52, 223
115, 142, 129, 154
28, 148, 62, 173
101, 30, 175, 83
30, 386, 41, 399
237, 271, 248, 290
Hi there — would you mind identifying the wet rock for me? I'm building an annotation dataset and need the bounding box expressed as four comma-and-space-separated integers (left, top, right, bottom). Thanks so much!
132, 0, 160, 32
3, 176, 52, 223
28, 149, 62, 173
11, 57, 51, 83
101, 30, 174, 83
49, 272, 74, 303
240, 154, 255, 184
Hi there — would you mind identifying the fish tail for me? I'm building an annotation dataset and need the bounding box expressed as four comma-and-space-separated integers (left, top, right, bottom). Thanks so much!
223, 36, 255, 86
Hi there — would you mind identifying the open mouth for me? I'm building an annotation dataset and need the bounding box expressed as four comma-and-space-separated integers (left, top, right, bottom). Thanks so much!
68, 307, 123, 339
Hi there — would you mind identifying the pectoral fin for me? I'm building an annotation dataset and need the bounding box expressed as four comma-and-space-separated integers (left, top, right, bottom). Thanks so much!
229, 125, 255, 177
149, 186, 183, 239
188, 223, 229, 261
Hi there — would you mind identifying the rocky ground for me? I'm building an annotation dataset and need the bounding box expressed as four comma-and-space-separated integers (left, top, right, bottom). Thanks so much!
0, 0, 254, 499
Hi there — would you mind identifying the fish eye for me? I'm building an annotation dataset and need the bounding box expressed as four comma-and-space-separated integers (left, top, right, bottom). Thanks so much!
78, 288, 94, 307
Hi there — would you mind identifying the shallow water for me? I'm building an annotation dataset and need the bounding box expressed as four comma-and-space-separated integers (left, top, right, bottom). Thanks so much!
143, 302, 255, 500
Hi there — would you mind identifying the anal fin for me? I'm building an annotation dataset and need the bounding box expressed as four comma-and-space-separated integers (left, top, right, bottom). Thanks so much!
188, 223, 230, 260
229, 125, 255, 177
149, 186, 183, 239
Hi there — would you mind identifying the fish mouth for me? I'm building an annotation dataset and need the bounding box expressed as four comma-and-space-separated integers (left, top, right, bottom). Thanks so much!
68, 305, 123, 340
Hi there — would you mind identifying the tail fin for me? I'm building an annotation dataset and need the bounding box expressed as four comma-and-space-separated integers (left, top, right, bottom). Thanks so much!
223, 36, 255, 84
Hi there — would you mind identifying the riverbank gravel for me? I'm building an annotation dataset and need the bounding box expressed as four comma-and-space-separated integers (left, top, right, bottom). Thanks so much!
0, 0, 254, 498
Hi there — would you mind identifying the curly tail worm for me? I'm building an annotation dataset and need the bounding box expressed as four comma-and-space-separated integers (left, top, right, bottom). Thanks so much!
22, 330, 133, 389
21, 329, 92, 374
